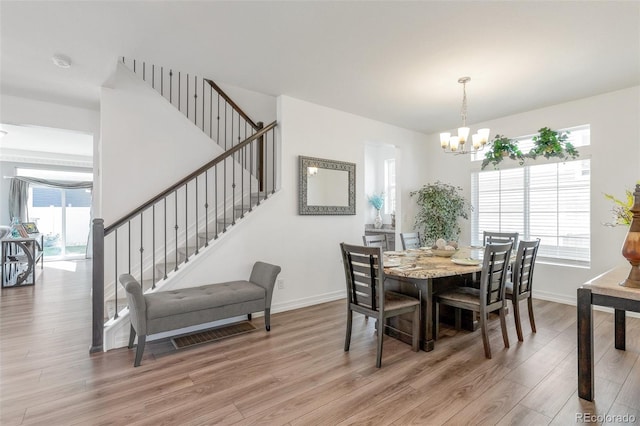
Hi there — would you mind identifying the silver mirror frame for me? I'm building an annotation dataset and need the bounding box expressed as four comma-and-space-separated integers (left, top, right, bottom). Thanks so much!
298, 155, 356, 215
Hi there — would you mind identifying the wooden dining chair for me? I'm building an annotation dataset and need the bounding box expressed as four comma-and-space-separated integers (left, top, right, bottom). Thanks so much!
435, 242, 513, 359
483, 231, 519, 249
400, 232, 421, 250
363, 234, 388, 250
506, 239, 540, 341
340, 243, 420, 368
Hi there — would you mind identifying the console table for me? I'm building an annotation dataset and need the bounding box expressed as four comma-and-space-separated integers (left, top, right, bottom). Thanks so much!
1, 235, 44, 287
577, 265, 640, 401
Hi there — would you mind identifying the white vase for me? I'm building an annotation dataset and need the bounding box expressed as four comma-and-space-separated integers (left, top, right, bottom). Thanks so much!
374, 210, 383, 229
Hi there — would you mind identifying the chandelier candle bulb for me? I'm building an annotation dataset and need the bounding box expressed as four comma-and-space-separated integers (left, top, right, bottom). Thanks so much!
458, 127, 470, 144
440, 133, 450, 148
472, 134, 481, 149
478, 128, 490, 145
449, 136, 460, 151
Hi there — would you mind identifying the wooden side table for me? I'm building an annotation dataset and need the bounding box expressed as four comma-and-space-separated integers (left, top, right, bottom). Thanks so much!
577, 265, 640, 401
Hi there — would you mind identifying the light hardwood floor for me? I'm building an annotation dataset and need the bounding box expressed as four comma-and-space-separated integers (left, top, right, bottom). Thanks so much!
2, 260, 640, 425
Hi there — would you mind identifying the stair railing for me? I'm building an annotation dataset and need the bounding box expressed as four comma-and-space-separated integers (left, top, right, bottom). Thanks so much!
91, 121, 277, 353
121, 58, 265, 187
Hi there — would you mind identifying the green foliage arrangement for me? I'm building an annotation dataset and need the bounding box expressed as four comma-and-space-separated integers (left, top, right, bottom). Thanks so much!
410, 181, 472, 245
481, 127, 579, 170
528, 127, 578, 161
481, 135, 525, 170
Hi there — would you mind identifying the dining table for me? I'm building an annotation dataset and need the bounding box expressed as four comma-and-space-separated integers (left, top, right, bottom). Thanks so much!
382, 246, 487, 351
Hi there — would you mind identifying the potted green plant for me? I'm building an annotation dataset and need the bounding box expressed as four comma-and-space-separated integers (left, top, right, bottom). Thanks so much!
528, 127, 578, 161
481, 135, 525, 170
410, 181, 472, 245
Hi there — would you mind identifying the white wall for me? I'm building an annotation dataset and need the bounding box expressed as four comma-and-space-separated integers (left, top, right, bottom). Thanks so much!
0, 94, 99, 222
166, 95, 430, 302
423, 86, 640, 304
100, 64, 224, 224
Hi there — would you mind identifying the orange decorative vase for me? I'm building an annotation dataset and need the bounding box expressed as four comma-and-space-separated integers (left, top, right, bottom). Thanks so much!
621, 183, 640, 288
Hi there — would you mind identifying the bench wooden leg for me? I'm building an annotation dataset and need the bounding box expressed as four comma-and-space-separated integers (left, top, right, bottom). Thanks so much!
128, 324, 136, 349
265, 308, 271, 331
134, 335, 146, 367
247, 313, 252, 321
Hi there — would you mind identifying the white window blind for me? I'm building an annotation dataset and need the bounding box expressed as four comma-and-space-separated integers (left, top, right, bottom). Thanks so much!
472, 155, 591, 266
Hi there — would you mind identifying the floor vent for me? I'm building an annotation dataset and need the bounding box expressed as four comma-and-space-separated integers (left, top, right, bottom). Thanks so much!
171, 321, 257, 349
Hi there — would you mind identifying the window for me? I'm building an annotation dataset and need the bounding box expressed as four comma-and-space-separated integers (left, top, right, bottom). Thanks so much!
17, 168, 93, 259
471, 126, 590, 266
384, 159, 396, 215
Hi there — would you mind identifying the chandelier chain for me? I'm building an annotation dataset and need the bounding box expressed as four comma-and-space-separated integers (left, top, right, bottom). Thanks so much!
460, 80, 468, 127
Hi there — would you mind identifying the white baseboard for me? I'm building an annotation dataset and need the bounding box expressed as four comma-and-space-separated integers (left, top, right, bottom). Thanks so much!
271, 290, 346, 314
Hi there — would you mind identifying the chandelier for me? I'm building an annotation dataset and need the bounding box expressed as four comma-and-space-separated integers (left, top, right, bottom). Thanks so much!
440, 77, 490, 154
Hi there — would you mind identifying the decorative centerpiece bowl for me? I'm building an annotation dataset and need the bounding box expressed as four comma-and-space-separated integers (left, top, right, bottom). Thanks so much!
431, 249, 458, 257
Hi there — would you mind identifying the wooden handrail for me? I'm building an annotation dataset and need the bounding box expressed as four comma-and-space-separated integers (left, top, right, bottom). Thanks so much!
204, 79, 260, 131
104, 120, 277, 234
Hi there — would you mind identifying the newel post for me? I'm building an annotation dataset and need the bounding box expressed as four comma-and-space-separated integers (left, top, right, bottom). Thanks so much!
90, 218, 105, 353
257, 121, 264, 192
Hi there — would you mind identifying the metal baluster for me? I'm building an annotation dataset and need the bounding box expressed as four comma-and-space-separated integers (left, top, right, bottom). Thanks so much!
215, 163, 219, 239
133, 59, 136, 73
223, 103, 227, 232
169, 70, 173, 106
113, 228, 119, 319
128, 220, 131, 274
271, 129, 276, 194
161, 67, 164, 97
202, 78, 205, 132
249, 138, 254, 212
205, 170, 209, 246
195, 175, 199, 254
209, 85, 213, 139
140, 213, 144, 287
174, 190, 179, 271
178, 71, 181, 112
194, 75, 198, 128
152, 204, 156, 289
184, 182, 189, 263
164, 198, 167, 279
143, 62, 146, 81
152, 64, 155, 89
231, 110, 236, 225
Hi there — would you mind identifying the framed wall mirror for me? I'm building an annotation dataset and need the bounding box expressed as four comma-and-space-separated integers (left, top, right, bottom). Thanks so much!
298, 156, 356, 215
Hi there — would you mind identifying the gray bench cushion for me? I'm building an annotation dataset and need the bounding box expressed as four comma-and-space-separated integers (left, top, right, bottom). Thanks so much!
145, 280, 266, 320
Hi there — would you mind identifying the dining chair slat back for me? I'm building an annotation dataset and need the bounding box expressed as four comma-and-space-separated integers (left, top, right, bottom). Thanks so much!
400, 232, 421, 250
436, 241, 513, 359
506, 239, 541, 341
340, 243, 420, 368
363, 234, 388, 250
483, 231, 519, 249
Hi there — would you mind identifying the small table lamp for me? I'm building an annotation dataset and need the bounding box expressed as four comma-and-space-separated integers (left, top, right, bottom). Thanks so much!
621, 183, 640, 288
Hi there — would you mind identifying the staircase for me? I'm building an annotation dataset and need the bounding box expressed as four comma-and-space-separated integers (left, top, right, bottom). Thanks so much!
91, 59, 278, 351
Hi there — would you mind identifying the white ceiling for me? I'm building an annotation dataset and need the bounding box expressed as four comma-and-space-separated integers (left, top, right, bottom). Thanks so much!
1, 1, 639, 135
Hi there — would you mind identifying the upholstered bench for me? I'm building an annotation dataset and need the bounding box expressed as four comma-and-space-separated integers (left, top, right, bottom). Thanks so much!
119, 261, 281, 366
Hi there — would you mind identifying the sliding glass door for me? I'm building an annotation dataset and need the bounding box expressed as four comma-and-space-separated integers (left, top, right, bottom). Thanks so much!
17, 168, 93, 261
30, 187, 91, 259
